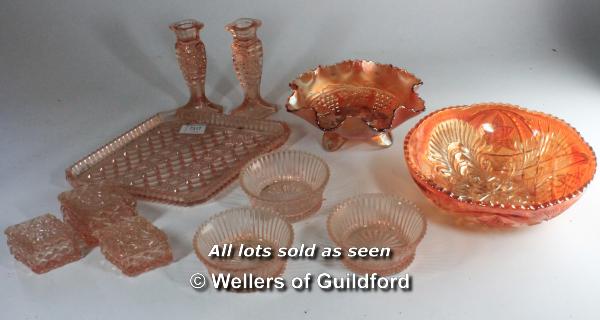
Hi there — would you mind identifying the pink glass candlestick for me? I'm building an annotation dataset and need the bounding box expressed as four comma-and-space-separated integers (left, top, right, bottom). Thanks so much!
226, 18, 276, 119
170, 19, 223, 119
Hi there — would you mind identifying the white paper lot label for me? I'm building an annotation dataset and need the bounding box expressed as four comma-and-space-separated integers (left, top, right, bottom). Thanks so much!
179, 124, 207, 134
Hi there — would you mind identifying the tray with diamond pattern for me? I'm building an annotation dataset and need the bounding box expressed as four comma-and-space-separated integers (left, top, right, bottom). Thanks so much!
66, 111, 289, 206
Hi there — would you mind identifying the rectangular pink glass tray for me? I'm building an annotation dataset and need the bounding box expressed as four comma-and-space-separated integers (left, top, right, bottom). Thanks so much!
66, 110, 290, 206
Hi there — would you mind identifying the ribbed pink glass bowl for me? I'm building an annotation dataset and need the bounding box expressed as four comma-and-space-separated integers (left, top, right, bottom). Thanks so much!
239, 150, 329, 222
193, 207, 293, 291
327, 194, 426, 276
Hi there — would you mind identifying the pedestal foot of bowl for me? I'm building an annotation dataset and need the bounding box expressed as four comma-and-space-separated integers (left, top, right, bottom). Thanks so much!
371, 132, 393, 148
322, 132, 347, 151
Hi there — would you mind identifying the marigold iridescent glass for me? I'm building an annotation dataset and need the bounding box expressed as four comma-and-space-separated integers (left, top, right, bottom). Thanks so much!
287, 60, 425, 151
404, 103, 596, 227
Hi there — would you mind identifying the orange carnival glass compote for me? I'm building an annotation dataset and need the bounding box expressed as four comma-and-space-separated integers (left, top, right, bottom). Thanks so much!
287, 60, 425, 151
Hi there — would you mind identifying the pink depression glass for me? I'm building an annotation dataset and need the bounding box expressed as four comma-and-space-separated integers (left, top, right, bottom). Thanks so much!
226, 18, 277, 119
193, 207, 293, 291
239, 150, 330, 222
94, 216, 173, 276
66, 112, 289, 206
170, 19, 223, 119
327, 194, 426, 276
58, 184, 137, 246
5, 214, 84, 274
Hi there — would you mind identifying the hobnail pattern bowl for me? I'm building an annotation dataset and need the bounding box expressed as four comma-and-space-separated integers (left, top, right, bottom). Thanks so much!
287, 60, 425, 151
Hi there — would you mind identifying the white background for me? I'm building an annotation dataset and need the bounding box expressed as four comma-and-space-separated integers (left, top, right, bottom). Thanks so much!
1, 0, 599, 319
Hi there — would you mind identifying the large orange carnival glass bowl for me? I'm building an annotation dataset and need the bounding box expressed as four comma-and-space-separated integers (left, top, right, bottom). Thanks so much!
286, 60, 425, 151
404, 103, 596, 227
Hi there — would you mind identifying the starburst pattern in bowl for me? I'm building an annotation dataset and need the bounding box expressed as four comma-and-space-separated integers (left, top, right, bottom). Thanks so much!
404, 103, 596, 227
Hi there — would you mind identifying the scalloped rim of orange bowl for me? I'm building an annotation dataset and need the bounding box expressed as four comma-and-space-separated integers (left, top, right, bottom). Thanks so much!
403, 102, 597, 212
285, 59, 426, 132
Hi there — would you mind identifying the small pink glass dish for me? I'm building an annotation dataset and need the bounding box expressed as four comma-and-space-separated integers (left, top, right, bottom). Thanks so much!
286, 60, 425, 151
58, 184, 137, 246
239, 150, 330, 222
193, 207, 293, 291
327, 194, 426, 276
94, 216, 173, 276
5, 214, 84, 274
